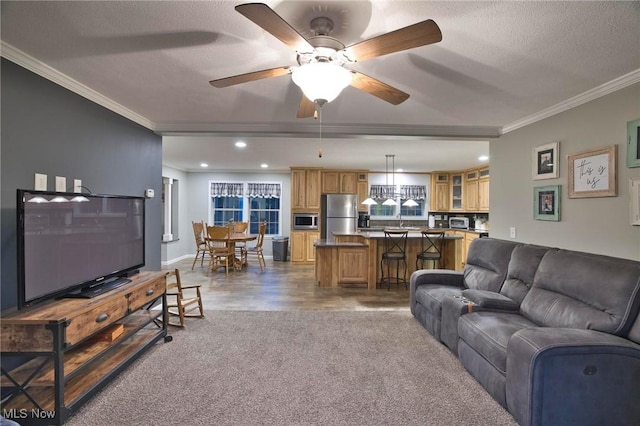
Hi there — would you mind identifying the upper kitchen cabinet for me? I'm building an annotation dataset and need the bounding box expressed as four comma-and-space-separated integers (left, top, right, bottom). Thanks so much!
322, 171, 358, 194
291, 168, 321, 211
430, 168, 489, 213
429, 173, 450, 212
450, 173, 464, 211
478, 167, 489, 211
464, 170, 479, 212
356, 172, 369, 207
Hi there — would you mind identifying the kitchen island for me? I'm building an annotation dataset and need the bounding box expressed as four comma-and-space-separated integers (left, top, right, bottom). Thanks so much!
315, 229, 464, 290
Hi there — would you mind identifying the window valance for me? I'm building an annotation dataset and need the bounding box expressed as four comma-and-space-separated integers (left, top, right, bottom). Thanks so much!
369, 184, 396, 200
210, 182, 244, 197
247, 183, 281, 198
401, 185, 427, 200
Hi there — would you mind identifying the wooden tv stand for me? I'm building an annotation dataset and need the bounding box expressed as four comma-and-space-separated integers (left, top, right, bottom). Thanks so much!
0, 271, 169, 426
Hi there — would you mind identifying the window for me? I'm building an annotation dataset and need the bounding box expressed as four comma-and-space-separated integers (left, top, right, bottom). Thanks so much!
247, 183, 281, 235
400, 185, 427, 217
367, 184, 427, 218
210, 181, 282, 235
369, 184, 395, 217
210, 183, 244, 225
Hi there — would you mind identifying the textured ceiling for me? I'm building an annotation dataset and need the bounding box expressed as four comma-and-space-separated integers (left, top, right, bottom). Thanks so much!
2, 1, 639, 172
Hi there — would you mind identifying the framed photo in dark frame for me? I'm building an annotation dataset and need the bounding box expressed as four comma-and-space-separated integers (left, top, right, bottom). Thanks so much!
533, 142, 559, 180
534, 185, 560, 221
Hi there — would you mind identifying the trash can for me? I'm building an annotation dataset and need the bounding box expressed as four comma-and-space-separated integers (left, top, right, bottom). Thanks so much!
272, 237, 289, 261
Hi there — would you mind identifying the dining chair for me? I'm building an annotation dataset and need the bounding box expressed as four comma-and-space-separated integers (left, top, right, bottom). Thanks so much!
206, 225, 234, 276
165, 268, 204, 327
242, 221, 267, 271
233, 221, 249, 262
191, 221, 209, 270
416, 231, 445, 270
379, 229, 409, 290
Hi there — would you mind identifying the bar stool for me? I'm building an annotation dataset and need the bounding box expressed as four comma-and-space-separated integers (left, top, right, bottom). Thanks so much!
379, 229, 409, 290
416, 230, 445, 270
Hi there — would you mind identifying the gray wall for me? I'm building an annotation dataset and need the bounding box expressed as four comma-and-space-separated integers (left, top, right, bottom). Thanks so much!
490, 83, 640, 260
1, 59, 163, 310
161, 168, 291, 264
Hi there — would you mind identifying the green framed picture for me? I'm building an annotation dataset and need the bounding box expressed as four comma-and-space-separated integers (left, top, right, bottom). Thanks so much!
534, 185, 560, 221
627, 119, 640, 168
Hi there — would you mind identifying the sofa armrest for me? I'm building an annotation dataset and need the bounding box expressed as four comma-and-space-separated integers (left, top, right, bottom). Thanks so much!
506, 327, 640, 426
461, 289, 519, 311
410, 270, 464, 313
410, 269, 464, 290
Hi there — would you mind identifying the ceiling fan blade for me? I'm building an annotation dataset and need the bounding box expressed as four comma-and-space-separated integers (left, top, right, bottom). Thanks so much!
350, 71, 410, 105
297, 96, 316, 119
235, 3, 313, 53
344, 20, 442, 62
209, 66, 291, 88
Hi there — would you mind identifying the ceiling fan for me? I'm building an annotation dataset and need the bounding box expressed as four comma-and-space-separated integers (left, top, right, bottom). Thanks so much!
209, 2, 442, 118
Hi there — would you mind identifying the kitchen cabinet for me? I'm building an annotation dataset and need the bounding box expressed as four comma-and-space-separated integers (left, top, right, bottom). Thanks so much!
291, 231, 320, 263
322, 171, 357, 194
464, 170, 479, 212
291, 168, 321, 210
430, 173, 450, 212
357, 180, 369, 207
450, 173, 464, 211
478, 168, 490, 211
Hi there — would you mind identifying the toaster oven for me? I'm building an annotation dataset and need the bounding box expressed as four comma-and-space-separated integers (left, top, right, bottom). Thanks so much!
449, 217, 469, 229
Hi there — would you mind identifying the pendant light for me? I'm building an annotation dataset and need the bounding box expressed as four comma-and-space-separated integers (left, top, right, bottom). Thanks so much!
382, 154, 397, 206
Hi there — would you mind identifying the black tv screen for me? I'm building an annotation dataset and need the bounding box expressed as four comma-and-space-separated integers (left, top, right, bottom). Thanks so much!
17, 189, 145, 309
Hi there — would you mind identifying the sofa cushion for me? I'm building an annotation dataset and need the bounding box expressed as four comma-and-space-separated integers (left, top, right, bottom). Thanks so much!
500, 244, 552, 305
458, 312, 537, 374
414, 285, 464, 317
521, 249, 640, 334
463, 238, 519, 292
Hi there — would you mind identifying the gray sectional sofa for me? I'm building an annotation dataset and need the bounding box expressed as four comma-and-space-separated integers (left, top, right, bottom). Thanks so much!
410, 237, 640, 426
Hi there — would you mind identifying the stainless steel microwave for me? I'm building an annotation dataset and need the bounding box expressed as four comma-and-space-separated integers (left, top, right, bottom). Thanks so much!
292, 213, 318, 230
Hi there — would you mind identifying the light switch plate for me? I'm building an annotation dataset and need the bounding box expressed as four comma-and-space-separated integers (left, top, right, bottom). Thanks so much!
55, 176, 66, 192
35, 173, 47, 191
509, 227, 517, 238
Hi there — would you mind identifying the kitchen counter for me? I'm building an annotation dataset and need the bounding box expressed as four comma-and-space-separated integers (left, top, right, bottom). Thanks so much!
315, 231, 464, 290
358, 227, 489, 235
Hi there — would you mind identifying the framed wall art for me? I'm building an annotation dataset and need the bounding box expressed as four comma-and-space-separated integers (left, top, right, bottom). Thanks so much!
568, 145, 617, 198
533, 142, 559, 180
533, 185, 560, 221
627, 119, 640, 168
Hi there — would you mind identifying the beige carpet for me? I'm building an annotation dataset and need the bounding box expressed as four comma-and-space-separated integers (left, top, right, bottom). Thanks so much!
67, 311, 517, 426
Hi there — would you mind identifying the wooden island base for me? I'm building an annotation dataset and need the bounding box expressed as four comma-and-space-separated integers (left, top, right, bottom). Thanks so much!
315, 231, 463, 290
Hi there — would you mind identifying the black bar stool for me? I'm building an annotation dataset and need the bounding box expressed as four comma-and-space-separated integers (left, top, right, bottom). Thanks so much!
416, 230, 445, 270
379, 229, 409, 290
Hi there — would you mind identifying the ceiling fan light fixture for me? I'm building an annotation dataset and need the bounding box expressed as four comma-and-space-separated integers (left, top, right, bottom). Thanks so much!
291, 63, 352, 104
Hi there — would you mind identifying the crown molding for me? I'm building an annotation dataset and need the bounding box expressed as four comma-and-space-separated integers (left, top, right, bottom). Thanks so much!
1, 42, 154, 130
501, 68, 640, 134
155, 122, 500, 139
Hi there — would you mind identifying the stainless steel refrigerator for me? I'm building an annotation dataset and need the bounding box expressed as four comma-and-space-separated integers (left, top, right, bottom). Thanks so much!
320, 194, 358, 242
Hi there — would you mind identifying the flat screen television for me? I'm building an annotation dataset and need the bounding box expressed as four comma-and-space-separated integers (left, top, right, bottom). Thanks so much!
17, 189, 145, 309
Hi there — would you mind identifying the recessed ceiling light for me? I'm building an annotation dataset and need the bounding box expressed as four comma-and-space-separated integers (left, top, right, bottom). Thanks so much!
479, 155, 489, 161
260, 163, 268, 168
200, 163, 208, 168
235, 141, 247, 148
396, 168, 404, 172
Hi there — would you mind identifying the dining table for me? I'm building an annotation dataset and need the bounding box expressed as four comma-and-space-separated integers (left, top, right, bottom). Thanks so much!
207, 232, 257, 271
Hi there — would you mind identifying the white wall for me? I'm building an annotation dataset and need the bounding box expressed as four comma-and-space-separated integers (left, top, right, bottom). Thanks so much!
162, 166, 193, 264
490, 83, 640, 260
